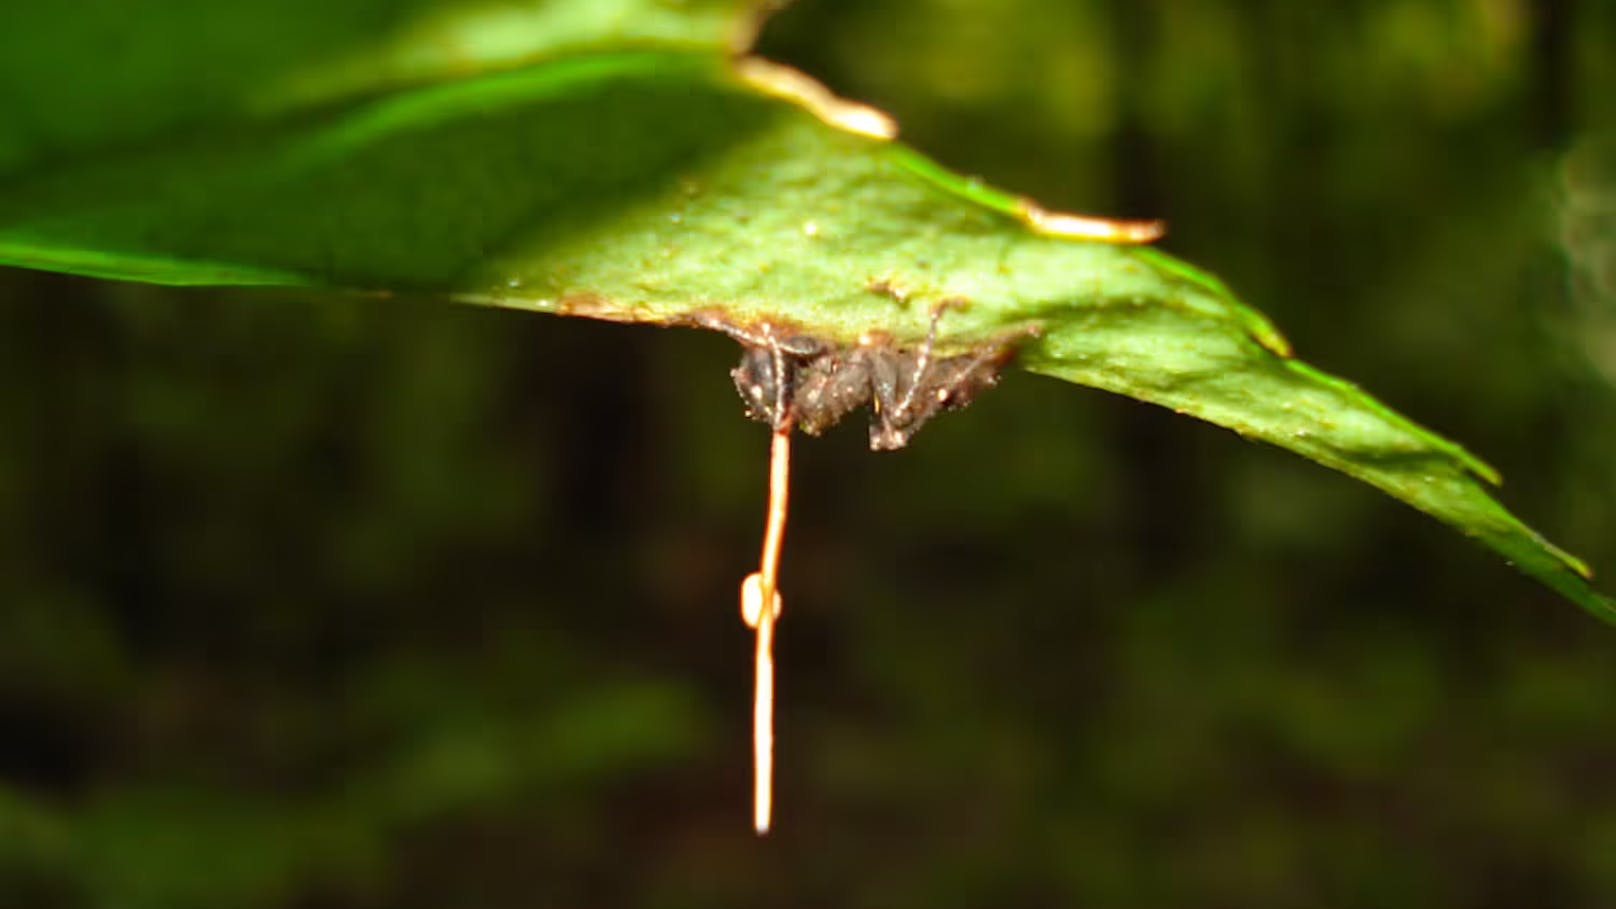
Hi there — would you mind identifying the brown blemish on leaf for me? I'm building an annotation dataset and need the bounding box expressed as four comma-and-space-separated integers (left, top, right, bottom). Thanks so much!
854, 327, 892, 348
864, 276, 912, 303
682, 308, 815, 341
552, 291, 622, 320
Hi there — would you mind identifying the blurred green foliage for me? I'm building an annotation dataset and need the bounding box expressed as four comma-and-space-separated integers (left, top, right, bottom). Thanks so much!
2, 0, 1615, 907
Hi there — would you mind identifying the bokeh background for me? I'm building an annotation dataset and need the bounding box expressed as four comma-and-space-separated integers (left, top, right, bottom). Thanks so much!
3, 0, 1615, 906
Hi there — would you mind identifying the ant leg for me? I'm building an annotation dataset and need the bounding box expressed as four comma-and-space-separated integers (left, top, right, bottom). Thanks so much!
868, 304, 953, 448
692, 311, 772, 347
865, 344, 900, 417
691, 312, 824, 359
888, 305, 944, 423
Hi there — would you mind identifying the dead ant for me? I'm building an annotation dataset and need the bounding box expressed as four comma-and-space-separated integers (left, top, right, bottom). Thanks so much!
704, 305, 1023, 450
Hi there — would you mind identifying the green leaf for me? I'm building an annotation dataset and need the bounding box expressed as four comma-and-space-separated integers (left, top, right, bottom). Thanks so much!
0, 0, 759, 173
0, 1, 1608, 623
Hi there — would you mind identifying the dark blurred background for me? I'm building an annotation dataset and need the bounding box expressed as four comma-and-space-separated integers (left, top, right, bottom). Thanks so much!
3, 1, 1615, 906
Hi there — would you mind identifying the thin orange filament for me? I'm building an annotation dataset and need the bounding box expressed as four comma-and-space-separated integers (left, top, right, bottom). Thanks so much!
741, 425, 791, 834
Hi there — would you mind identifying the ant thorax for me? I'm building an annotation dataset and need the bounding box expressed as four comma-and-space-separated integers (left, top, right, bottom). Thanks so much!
716, 313, 1021, 451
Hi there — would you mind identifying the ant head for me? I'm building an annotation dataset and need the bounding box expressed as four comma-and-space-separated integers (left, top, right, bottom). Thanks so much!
732, 346, 785, 426
727, 326, 829, 430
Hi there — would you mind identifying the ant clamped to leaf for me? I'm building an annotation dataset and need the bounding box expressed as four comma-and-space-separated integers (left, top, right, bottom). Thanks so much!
697, 304, 1036, 833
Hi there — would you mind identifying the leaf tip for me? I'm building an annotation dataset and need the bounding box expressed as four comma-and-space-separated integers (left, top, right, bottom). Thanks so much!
1470, 458, 1504, 488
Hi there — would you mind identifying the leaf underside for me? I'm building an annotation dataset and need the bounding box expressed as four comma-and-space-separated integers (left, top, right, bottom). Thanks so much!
0, 0, 1609, 623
